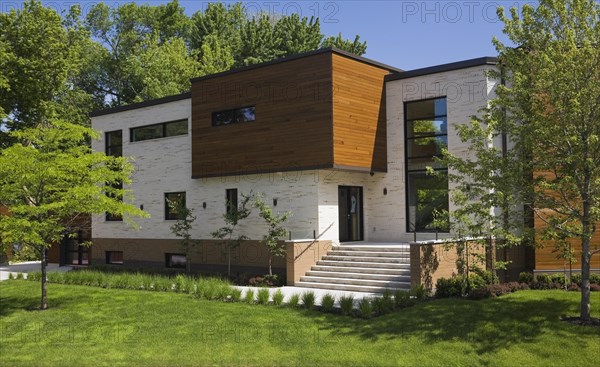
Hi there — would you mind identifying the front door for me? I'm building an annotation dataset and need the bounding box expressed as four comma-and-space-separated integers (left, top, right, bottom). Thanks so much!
338, 186, 363, 242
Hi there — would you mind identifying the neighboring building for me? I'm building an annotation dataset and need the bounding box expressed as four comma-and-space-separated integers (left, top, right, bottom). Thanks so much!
83, 48, 596, 291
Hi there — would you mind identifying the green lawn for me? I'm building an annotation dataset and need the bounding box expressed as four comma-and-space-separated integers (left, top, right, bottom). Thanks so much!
0, 281, 599, 367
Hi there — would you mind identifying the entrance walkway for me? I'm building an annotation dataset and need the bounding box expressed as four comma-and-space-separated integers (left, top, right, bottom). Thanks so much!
0, 261, 72, 281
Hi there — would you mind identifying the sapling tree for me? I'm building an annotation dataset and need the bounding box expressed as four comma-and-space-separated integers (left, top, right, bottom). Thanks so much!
211, 193, 252, 277
0, 121, 147, 310
168, 197, 198, 274
253, 196, 291, 277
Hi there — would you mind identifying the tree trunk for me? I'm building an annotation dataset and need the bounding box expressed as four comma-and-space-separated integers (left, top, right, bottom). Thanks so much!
186, 257, 191, 275
268, 254, 272, 277
41, 247, 48, 310
227, 247, 231, 277
580, 236, 591, 321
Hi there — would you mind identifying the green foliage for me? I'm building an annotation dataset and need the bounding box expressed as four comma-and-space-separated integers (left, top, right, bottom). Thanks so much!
271, 289, 284, 306
8, 273, 14, 280
301, 291, 315, 310
394, 290, 415, 309
339, 295, 354, 316
320, 293, 335, 313
321, 33, 367, 55
287, 293, 300, 308
211, 193, 253, 277
256, 288, 270, 305
243, 289, 255, 304
372, 293, 394, 316
358, 298, 373, 319
169, 197, 198, 274
409, 284, 427, 300
253, 195, 291, 276
229, 288, 242, 302
519, 272, 534, 284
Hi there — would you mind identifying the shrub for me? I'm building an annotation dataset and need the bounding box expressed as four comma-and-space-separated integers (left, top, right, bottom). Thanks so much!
469, 283, 514, 300
435, 277, 465, 298
272, 289, 284, 306
8, 273, 14, 280
301, 291, 315, 310
519, 272, 534, 284
535, 273, 552, 285
550, 273, 566, 286
248, 275, 282, 287
287, 293, 300, 308
410, 284, 427, 299
373, 291, 394, 315
16, 273, 25, 280
590, 273, 600, 285
591, 284, 600, 292
568, 283, 580, 292
571, 273, 582, 286
230, 288, 242, 302
26, 271, 41, 281
174, 275, 187, 292
256, 288, 270, 305
339, 295, 354, 316
320, 293, 335, 313
358, 298, 373, 319
243, 289, 255, 304
394, 290, 415, 309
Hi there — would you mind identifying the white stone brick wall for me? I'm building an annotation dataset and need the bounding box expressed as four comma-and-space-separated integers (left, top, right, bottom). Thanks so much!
91, 64, 499, 245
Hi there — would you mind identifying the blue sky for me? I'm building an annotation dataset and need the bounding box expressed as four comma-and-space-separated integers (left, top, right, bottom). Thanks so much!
18, 1, 533, 70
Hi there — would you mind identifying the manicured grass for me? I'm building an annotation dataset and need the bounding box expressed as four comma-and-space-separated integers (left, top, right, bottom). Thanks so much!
1, 281, 599, 367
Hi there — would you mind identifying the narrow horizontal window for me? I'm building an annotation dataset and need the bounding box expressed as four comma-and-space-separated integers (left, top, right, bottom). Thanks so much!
165, 253, 187, 269
130, 119, 188, 142
106, 251, 124, 265
212, 106, 255, 126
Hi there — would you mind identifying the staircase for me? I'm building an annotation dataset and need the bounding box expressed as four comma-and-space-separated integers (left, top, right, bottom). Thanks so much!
296, 243, 412, 293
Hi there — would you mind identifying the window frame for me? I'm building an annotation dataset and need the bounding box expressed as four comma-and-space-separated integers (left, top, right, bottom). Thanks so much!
164, 192, 186, 220
130, 119, 188, 142
404, 97, 449, 233
105, 130, 123, 222
226, 189, 238, 216
211, 106, 256, 127
165, 253, 187, 269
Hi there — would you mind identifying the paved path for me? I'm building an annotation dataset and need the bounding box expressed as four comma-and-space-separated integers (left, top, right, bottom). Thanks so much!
0, 261, 72, 281
234, 285, 380, 306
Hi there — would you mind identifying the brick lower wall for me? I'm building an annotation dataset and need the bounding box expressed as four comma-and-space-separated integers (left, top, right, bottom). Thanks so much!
285, 240, 332, 286
91, 238, 286, 276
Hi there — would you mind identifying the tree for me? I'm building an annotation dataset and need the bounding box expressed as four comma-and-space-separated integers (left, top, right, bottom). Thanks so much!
197, 35, 235, 76
0, 121, 147, 310
211, 193, 252, 277
168, 198, 198, 274
444, 0, 600, 321
253, 196, 291, 277
321, 33, 367, 56
125, 33, 200, 101
0, 1, 91, 144
274, 14, 322, 56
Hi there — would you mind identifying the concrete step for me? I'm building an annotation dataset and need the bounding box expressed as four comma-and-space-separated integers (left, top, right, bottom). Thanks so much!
336, 246, 410, 252
316, 260, 410, 269
329, 250, 409, 258
300, 275, 410, 288
321, 255, 409, 263
295, 281, 410, 293
311, 265, 410, 275
305, 270, 410, 282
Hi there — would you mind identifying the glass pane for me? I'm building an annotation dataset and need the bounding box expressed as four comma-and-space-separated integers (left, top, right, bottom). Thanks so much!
236, 107, 256, 123
132, 124, 163, 142
212, 110, 234, 126
165, 120, 188, 137
407, 117, 447, 138
166, 192, 186, 220
168, 254, 186, 268
108, 145, 122, 157
406, 98, 446, 120
407, 171, 449, 232
107, 131, 122, 146
407, 135, 447, 159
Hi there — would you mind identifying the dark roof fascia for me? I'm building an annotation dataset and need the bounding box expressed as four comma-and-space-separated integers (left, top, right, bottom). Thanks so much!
89, 92, 191, 118
190, 47, 403, 83
384, 57, 499, 82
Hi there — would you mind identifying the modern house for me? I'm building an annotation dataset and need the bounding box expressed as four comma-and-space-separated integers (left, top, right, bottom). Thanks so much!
50, 47, 596, 292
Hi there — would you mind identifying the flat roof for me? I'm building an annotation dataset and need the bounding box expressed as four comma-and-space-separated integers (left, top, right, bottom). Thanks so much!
385, 57, 498, 81
89, 92, 191, 117
190, 47, 403, 83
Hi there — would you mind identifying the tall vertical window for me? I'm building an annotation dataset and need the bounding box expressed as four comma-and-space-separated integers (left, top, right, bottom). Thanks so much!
165, 192, 186, 220
226, 189, 238, 216
105, 130, 123, 221
405, 97, 449, 232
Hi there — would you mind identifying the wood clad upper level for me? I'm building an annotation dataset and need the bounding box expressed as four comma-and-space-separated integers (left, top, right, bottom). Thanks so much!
190, 48, 398, 178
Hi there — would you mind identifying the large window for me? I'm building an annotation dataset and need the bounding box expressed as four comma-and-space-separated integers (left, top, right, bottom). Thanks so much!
405, 97, 449, 232
105, 130, 123, 221
130, 119, 188, 142
106, 251, 123, 265
226, 189, 238, 216
165, 192, 186, 220
212, 106, 255, 126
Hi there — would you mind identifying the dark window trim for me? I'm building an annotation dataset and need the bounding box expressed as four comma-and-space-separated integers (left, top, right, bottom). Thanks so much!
165, 192, 186, 220
105, 130, 123, 157
212, 106, 256, 127
130, 119, 188, 142
225, 188, 238, 216
165, 253, 187, 269
404, 97, 449, 233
